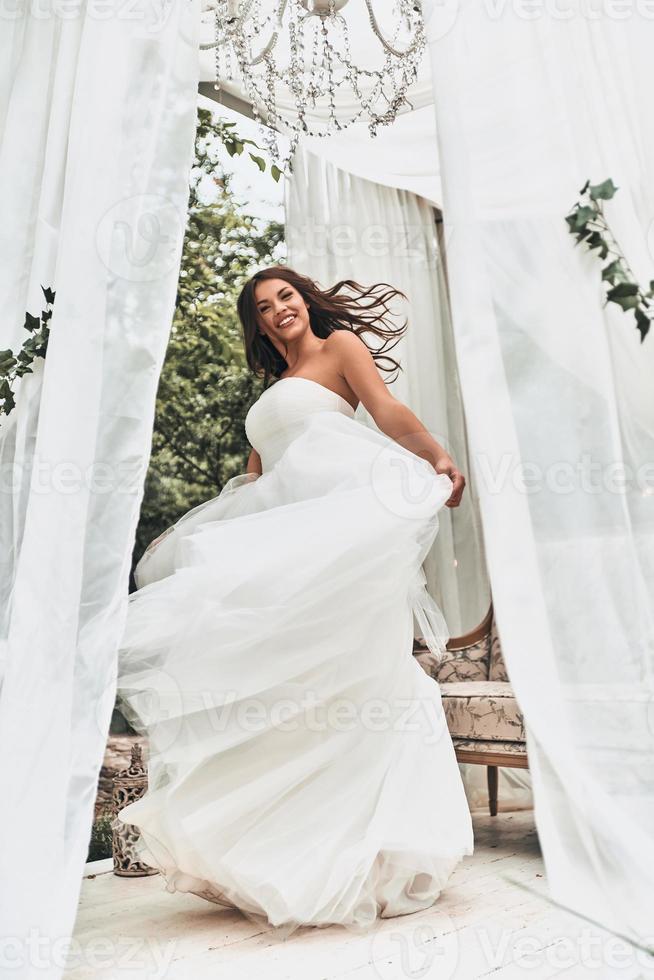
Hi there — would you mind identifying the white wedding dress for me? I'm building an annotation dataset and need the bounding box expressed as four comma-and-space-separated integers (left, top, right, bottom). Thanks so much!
116, 376, 474, 934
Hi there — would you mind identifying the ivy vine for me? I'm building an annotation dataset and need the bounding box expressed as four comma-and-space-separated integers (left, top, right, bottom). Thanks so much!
565, 178, 653, 342
0, 286, 55, 419
214, 119, 282, 183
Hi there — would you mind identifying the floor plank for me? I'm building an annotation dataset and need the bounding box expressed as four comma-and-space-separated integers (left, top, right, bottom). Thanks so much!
66, 810, 635, 980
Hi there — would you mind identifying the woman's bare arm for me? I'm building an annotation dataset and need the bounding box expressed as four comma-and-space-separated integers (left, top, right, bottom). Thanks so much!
247, 447, 263, 476
328, 331, 465, 507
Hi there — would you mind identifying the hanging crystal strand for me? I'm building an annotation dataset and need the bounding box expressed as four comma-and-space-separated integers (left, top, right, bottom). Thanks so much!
265, 0, 287, 168
233, 13, 265, 140
287, 0, 302, 105
213, 0, 226, 93
262, 54, 281, 164
338, 17, 363, 123
288, 0, 307, 139
224, 21, 233, 82
328, 0, 342, 132
320, 12, 336, 133
306, 15, 320, 111
203, 0, 427, 164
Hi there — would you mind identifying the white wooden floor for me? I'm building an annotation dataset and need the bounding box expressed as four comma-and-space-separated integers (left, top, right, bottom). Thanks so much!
66, 809, 629, 980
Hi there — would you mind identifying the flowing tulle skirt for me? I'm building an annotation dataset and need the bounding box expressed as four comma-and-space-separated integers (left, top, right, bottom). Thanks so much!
115, 410, 474, 935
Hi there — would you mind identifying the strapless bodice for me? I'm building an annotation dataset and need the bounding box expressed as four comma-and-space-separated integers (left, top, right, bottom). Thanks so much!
245, 377, 356, 472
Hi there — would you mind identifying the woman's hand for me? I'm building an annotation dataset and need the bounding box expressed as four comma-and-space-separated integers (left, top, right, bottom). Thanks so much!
434, 454, 466, 508
247, 447, 263, 477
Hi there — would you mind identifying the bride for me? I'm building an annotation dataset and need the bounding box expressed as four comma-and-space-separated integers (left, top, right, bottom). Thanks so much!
115, 265, 474, 935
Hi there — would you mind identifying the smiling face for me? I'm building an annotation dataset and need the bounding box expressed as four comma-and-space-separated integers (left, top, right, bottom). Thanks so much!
254, 278, 310, 342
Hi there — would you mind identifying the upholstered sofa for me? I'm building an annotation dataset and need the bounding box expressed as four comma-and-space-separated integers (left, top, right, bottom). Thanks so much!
413, 607, 528, 815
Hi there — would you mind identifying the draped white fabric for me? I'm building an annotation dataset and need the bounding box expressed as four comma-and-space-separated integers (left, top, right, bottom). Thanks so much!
285, 146, 533, 815
425, 0, 654, 948
0, 5, 199, 977
285, 146, 490, 639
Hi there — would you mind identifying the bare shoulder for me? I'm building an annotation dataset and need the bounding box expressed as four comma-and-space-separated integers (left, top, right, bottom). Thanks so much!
326, 329, 367, 351
325, 329, 388, 409
325, 329, 374, 371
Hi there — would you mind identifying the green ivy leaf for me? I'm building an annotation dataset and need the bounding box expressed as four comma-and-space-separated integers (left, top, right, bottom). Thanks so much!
2, 288, 55, 425
635, 308, 651, 342
271, 165, 282, 183
589, 178, 618, 201
585, 231, 605, 252
248, 153, 266, 173
607, 282, 639, 299
0, 351, 16, 371
2, 390, 15, 414
573, 206, 596, 230
579, 179, 590, 195
601, 260, 624, 282
584, 232, 609, 259
608, 293, 640, 312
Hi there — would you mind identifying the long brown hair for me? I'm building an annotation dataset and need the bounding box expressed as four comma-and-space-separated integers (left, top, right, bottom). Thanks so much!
236, 265, 407, 388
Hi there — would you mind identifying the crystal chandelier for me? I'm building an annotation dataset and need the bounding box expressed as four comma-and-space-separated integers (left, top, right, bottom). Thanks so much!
200, 0, 426, 169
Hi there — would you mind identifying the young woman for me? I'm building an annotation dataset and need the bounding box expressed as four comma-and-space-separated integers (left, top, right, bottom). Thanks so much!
116, 266, 474, 936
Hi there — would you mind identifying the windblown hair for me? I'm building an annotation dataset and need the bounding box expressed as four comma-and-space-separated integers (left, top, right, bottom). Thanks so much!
236, 265, 407, 388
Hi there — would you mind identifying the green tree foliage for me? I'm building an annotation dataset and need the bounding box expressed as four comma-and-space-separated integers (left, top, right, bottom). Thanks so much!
133, 108, 284, 574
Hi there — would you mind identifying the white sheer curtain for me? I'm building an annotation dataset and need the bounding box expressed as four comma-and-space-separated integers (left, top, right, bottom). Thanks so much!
0, 5, 199, 977
285, 146, 490, 639
426, 0, 654, 948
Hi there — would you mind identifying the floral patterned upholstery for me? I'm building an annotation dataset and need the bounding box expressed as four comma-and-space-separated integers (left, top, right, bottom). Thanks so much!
489, 615, 509, 682
440, 682, 525, 741
413, 608, 527, 752
414, 608, 529, 815
450, 737, 527, 756
413, 631, 490, 684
